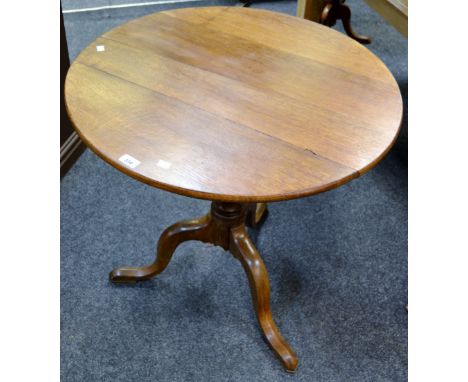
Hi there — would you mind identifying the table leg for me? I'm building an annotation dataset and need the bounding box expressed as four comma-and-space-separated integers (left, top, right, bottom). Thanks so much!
246, 202, 268, 228
109, 201, 298, 372
321, 0, 371, 44
297, 0, 371, 44
230, 224, 298, 372
109, 213, 215, 282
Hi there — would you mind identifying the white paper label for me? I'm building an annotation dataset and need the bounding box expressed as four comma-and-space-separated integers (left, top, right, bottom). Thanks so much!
96, 45, 105, 52
119, 154, 140, 169
157, 160, 171, 169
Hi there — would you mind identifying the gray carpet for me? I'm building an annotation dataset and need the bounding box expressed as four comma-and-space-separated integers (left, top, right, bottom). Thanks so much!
61, 1, 408, 381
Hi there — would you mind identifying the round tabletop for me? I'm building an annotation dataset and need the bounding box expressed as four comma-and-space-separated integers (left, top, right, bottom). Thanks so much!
65, 6, 402, 203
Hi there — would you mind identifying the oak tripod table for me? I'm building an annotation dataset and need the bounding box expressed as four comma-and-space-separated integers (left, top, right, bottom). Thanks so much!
65, 6, 402, 373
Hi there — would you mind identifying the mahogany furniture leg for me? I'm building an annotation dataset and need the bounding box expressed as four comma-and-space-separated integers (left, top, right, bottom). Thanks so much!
320, 0, 371, 44
110, 213, 214, 283
109, 201, 297, 372
338, 1, 372, 44
230, 225, 298, 372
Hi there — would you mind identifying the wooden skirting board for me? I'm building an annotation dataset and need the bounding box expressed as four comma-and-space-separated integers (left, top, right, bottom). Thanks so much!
61, 5, 85, 178
60, 131, 85, 178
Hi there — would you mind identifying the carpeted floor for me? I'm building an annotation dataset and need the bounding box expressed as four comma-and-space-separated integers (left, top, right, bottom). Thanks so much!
61, 1, 408, 380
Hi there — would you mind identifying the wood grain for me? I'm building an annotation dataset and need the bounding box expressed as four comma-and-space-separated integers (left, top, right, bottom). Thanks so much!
65, 7, 402, 203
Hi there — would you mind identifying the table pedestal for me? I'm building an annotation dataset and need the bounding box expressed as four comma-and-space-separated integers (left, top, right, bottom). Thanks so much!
109, 202, 298, 372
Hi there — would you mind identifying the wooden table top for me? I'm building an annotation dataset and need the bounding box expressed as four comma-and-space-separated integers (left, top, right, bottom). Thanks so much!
65, 6, 402, 202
